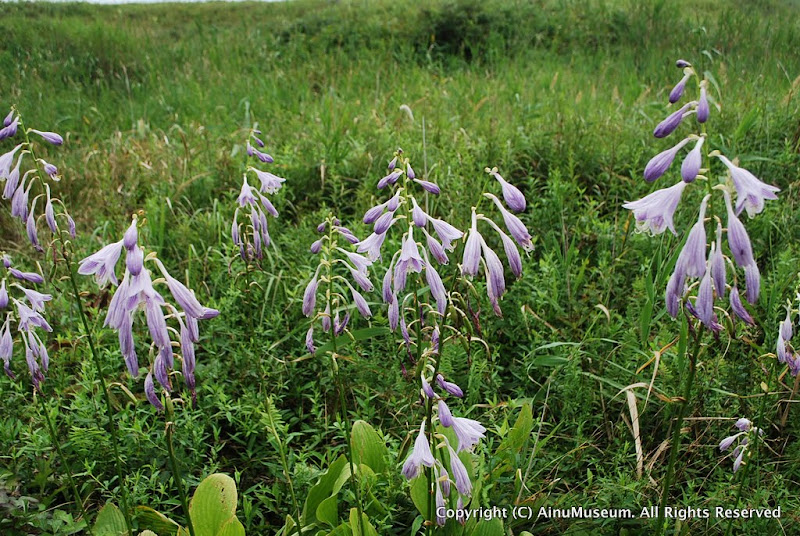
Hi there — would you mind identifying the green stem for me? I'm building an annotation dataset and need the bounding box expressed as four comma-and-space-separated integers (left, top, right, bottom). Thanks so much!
265, 397, 303, 536
325, 225, 365, 536
38, 393, 88, 522
165, 402, 196, 536
64, 249, 133, 534
655, 325, 702, 535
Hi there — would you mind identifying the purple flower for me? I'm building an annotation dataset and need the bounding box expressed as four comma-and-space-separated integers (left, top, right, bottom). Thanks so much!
2, 110, 13, 127
237, 177, 257, 206
356, 232, 387, 261
363, 201, 387, 224
45, 195, 57, 233
321, 303, 331, 332
377, 169, 403, 189
780, 308, 793, 341
0, 281, 7, 309
30, 129, 64, 146
716, 155, 779, 218
393, 228, 424, 291
438, 400, 454, 427
676, 59, 691, 68
388, 292, 399, 330
697, 86, 709, 123
729, 288, 753, 325
723, 191, 755, 269
119, 314, 138, 376
643, 138, 690, 182
2, 155, 23, 199
436, 374, 464, 398
429, 217, 463, 251
335, 226, 359, 244
665, 269, 685, 318
401, 422, 435, 479
413, 179, 440, 195
421, 375, 435, 398
41, 160, 58, 177
161, 269, 218, 320
0, 117, 18, 140
11, 177, 32, 221
461, 212, 482, 277
622, 180, 687, 235
251, 168, 285, 194
425, 261, 447, 314
435, 482, 446, 526
78, 241, 124, 287
126, 246, 144, 276
744, 264, 760, 305
719, 434, 740, 452
447, 445, 472, 495
486, 194, 533, 251
675, 195, 709, 279
26, 206, 42, 252
654, 102, 693, 138
144, 372, 164, 411
22, 288, 52, 312
423, 228, 449, 265
669, 73, 691, 104
694, 269, 714, 328
334, 311, 350, 336
373, 211, 396, 234
348, 283, 372, 318
411, 198, 427, 227
0, 319, 12, 378
0, 144, 23, 178
387, 156, 397, 171
709, 225, 726, 299
306, 326, 316, 355
382, 265, 394, 303
406, 163, 416, 180
310, 239, 322, 254
302, 273, 319, 317
488, 168, 526, 212
9, 268, 44, 284
16, 300, 52, 332
681, 137, 704, 182
1, 254, 10, 268
481, 238, 505, 315
450, 416, 486, 452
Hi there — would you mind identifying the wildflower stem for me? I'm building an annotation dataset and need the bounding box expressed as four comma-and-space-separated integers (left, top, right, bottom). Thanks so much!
325, 222, 365, 535
265, 397, 303, 536
38, 392, 88, 523
655, 322, 703, 535
165, 400, 196, 536
64, 249, 133, 534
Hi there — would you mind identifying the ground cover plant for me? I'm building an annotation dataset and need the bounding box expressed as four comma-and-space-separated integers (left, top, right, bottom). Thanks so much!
1, 0, 799, 534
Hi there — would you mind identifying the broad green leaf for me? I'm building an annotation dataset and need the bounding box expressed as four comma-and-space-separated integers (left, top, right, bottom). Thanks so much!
189, 474, 241, 536
216, 517, 245, 536
316, 494, 339, 528
409, 515, 424, 536
139, 532, 159, 536
471, 518, 504, 536
409, 477, 429, 519
351, 421, 388, 473
135, 506, 180, 536
302, 456, 348, 526
500, 403, 533, 454
348, 508, 378, 536
93, 503, 128, 536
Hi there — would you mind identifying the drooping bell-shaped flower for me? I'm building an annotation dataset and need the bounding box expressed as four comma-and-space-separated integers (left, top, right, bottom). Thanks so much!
78, 240, 124, 287
447, 445, 472, 496
716, 155, 779, 218
709, 225, 726, 299
401, 421, 435, 479
643, 137, 690, 182
30, 129, 64, 146
488, 168, 526, 212
723, 191, 755, 269
461, 211, 482, 277
669, 73, 691, 104
681, 137, 704, 183
486, 193, 533, 251
251, 168, 286, 194
302, 271, 319, 317
413, 179, 440, 195
675, 195, 710, 279
436, 374, 464, 397
729, 287, 754, 325
622, 180, 687, 236
697, 86, 709, 123
429, 217, 463, 251
654, 102, 694, 138
449, 416, 487, 452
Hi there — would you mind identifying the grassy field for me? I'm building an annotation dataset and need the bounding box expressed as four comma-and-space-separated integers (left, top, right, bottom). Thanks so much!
1, 0, 800, 534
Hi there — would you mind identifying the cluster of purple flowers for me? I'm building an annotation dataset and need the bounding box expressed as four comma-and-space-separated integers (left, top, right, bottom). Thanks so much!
0, 254, 51, 389
461, 167, 531, 315
402, 372, 486, 526
623, 60, 779, 332
357, 150, 461, 348
776, 305, 800, 376
79, 217, 219, 408
231, 128, 286, 261
719, 418, 762, 473
303, 217, 374, 354
0, 107, 76, 252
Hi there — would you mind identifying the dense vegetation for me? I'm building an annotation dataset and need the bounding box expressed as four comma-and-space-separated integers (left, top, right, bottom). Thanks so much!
1, 0, 799, 534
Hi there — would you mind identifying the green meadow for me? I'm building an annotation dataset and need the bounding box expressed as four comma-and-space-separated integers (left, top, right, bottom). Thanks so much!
1, 0, 799, 534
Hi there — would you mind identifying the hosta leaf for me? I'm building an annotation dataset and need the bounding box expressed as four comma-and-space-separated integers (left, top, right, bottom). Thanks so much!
93, 503, 128, 536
